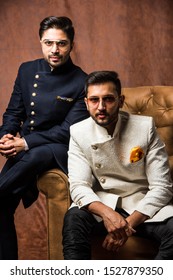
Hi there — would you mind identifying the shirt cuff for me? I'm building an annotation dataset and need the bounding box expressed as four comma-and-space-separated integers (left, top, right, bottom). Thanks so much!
22, 137, 29, 151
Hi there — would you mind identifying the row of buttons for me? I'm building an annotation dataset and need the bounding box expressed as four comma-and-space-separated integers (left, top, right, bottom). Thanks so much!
30, 74, 39, 130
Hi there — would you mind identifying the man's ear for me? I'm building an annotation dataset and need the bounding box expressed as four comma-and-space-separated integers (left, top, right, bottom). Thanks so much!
70, 42, 74, 51
84, 97, 89, 110
119, 95, 125, 108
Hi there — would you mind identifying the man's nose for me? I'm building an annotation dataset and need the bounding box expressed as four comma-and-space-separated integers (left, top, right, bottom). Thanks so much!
98, 99, 106, 109
51, 42, 59, 53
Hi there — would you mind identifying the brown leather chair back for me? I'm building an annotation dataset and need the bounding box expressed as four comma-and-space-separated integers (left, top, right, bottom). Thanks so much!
122, 86, 173, 178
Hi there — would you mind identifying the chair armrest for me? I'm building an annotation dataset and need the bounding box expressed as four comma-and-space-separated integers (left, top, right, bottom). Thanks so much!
37, 168, 70, 259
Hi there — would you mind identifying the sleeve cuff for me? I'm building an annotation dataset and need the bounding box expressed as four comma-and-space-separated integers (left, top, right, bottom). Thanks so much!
22, 137, 29, 151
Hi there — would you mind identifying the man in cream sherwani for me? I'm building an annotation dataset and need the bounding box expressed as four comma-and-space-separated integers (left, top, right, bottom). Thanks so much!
63, 70, 173, 260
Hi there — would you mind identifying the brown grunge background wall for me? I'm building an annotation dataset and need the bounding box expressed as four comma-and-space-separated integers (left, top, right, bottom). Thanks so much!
0, 0, 173, 259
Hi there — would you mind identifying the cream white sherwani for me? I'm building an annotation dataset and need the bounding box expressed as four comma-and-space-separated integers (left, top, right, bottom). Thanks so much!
68, 111, 173, 222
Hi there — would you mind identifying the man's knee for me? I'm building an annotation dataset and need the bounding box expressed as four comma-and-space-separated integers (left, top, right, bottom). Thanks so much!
63, 207, 90, 229
63, 207, 93, 260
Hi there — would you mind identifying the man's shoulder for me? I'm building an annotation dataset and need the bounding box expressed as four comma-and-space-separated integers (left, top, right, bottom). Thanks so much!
19, 58, 44, 70
70, 117, 92, 132
72, 63, 87, 74
70, 63, 87, 82
120, 110, 154, 125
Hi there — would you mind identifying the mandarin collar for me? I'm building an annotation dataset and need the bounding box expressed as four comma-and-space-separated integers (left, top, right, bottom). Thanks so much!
52, 57, 74, 74
42, 57, 74, 74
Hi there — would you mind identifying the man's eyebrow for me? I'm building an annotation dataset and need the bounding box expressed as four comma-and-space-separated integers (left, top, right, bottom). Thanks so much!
42, 39, 68, 41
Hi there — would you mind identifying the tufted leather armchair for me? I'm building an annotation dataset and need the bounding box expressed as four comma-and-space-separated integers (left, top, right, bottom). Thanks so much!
37, 86, 173, 260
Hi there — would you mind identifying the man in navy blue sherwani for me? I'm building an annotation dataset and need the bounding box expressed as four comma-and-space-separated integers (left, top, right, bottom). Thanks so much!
0, 16, 89, 259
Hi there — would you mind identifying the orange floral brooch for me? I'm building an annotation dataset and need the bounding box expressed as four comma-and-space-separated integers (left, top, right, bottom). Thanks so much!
130, 146, 144, 163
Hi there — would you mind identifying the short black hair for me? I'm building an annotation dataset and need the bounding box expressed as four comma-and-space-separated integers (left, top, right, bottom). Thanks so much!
39, 16, 75, 43
85, 71, 121, 96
